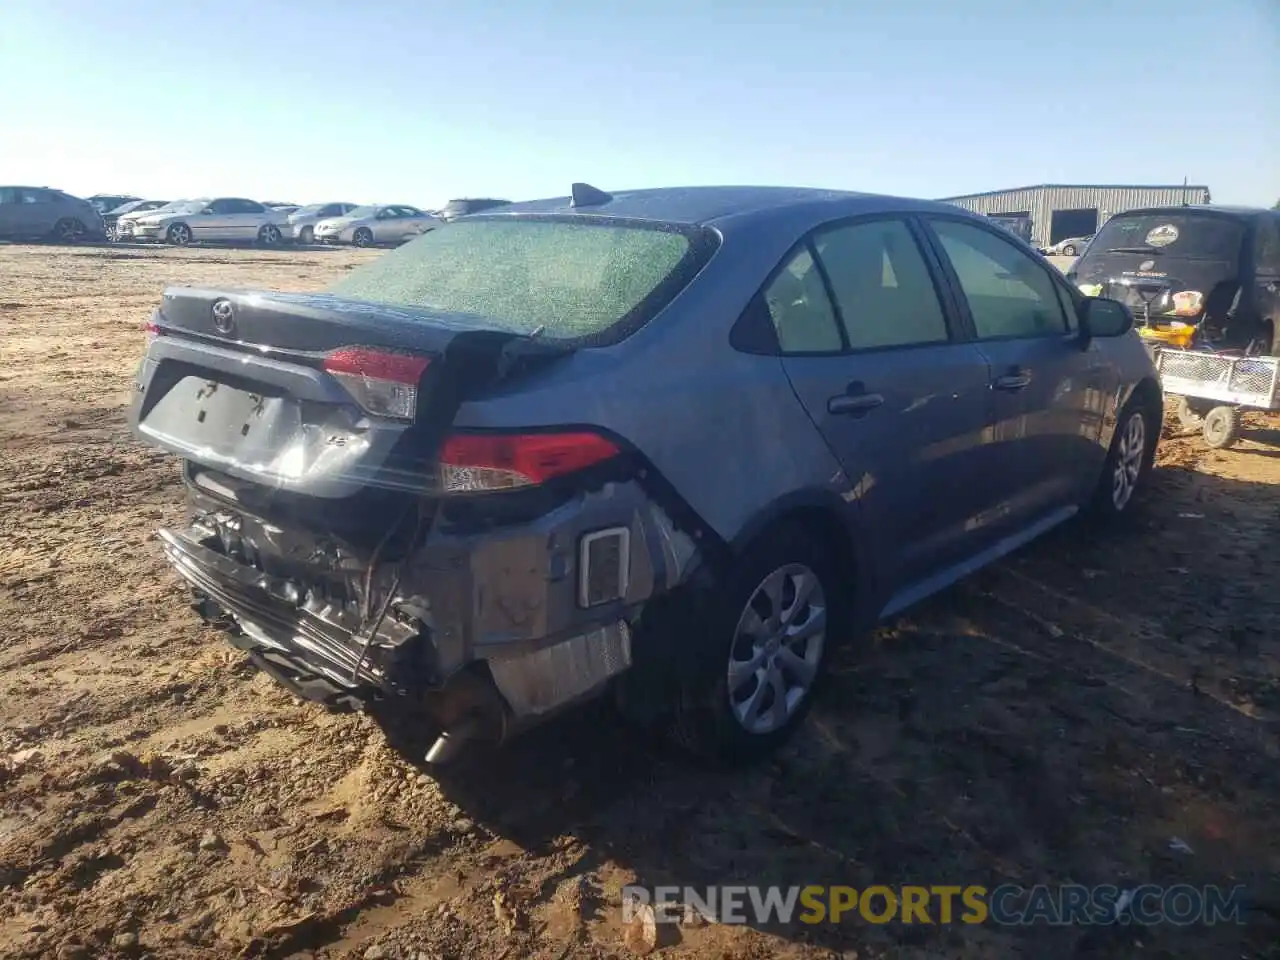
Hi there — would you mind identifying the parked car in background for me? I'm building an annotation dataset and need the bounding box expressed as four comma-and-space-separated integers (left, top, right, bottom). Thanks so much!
88, 194, 141, 216
130, 182, 1161, 764
115, 200, 189, 241
312, 204, 439, 246
269, 205, 300, 216
0, 186, 106, 242
130, 198, 291, 246
1044, 235, 1094, 257
1068, 205, 1280, 356
436, 197, 512, 221
285, 202, 360, 244
103, 199, 169, 241
262, 201, 297, 209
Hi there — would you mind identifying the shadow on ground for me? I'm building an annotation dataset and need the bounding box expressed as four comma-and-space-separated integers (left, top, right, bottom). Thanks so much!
375, 462, 1280, 959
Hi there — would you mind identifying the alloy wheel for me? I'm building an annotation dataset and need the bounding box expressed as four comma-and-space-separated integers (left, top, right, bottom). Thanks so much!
1111, 411, 1146, 511
168, 224, 191, 245
55, 219, 84, 242
726, 563, 826, 735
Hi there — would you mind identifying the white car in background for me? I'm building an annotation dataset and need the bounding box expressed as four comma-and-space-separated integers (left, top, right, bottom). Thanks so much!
1044, 234, 1094, 257
285, 202, 360, 244
115, 199, 191, 241
313, 204, 439, 247
130, 197, 291, 246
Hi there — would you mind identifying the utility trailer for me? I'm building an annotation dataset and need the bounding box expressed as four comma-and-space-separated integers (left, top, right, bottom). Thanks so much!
1155, 348, 1280, 448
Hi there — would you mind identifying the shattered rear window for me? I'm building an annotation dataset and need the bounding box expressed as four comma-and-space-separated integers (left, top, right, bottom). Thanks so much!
328, 217, 715, 342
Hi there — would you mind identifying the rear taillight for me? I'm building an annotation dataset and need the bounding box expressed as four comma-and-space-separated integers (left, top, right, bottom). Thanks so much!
142, 319, 162, 340
323, 347, 431, 421
437, 431, 621, 492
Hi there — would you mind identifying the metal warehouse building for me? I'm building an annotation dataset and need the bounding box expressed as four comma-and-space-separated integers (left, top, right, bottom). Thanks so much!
939, 184, 1211, 248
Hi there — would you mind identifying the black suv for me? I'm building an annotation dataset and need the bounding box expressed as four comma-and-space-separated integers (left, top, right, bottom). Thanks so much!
1068, 205, 1280, 356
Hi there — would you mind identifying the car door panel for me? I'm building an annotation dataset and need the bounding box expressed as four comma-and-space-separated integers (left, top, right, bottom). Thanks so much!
924, 216, 1110, 522
765, 216, 1003, 598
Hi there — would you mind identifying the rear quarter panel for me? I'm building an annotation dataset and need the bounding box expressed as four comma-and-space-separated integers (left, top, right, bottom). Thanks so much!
449, 218, 855, 547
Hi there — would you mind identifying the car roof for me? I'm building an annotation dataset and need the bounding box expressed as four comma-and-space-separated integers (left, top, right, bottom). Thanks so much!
481, 184, 963, 229
1110, 204, 1272, 220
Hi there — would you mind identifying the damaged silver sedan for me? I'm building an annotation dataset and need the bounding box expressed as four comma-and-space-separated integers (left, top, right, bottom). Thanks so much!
130, 182, 1160, 763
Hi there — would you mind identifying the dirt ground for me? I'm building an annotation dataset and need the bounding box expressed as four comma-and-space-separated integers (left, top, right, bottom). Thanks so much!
1, 243, 1279, 960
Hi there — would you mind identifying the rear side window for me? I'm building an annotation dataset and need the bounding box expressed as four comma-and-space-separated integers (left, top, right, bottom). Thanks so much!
328, 216, 715, 343
813, 219, 951, 349
763, 247, 843, 353
931, 219, 1068, 339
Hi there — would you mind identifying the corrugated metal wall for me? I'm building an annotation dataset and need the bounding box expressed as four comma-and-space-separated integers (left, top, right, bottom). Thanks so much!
940, 185, 1211, 246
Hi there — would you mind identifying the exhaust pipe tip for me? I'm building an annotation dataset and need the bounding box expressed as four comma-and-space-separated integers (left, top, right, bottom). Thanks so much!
425, 717, 482, 765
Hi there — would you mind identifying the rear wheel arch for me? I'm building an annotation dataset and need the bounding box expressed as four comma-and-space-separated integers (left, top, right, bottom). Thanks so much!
728, 490, 870, 624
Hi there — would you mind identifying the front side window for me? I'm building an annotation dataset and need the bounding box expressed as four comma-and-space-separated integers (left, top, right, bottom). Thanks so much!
329, 216, 712, 342
763, 247, 843, 353
930, 219, 1068, 339
812, 219, 950, 350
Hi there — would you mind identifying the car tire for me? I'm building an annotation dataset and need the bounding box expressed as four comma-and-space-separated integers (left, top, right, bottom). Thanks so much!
1089, 395, 1157, 519
166, 223, 192, 246
52, 218, 86, 244
353, 227, 374, 248
1063, 244, 1077, 256
257, 224, 282, 247
1202, 405, 1239, 449
298, 226, 314, 245
668, 526, 839, 764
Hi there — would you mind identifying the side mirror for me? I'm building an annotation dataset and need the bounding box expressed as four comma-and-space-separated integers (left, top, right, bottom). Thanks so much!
1080, 297, 1133, 339
200, 207, 215, 215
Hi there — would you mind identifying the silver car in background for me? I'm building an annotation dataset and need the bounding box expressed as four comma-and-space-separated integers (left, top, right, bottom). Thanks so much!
313, 204, 439, 247
131, 198, 291, 246
285, 202, 359, 245
116, 200, 190, 241
0, 187, 106, 242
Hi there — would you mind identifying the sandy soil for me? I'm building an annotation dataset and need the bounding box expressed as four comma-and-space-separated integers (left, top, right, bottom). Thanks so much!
1, 243, 1279, 960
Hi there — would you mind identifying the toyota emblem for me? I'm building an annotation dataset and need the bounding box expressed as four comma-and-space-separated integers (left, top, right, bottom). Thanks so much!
1139, 260, 1156, 272
211, 298, 236, 334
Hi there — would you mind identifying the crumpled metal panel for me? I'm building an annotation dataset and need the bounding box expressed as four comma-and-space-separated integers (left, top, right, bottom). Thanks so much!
488, 621, 632, 717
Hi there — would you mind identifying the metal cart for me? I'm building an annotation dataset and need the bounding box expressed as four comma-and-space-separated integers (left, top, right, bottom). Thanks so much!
1155, 349, 1280, 448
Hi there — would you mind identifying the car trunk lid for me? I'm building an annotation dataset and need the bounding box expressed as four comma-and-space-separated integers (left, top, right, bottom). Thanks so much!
131, 287, 570, 500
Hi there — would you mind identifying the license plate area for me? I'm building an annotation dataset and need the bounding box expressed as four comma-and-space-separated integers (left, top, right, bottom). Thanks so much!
145, 375, 301, 464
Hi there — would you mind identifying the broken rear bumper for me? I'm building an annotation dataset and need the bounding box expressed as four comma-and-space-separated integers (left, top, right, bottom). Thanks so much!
157, 478, 700, 743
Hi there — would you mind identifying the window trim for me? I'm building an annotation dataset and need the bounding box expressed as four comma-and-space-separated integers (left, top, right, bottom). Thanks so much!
734, 212, 966, 358
919, 212, 1076, 344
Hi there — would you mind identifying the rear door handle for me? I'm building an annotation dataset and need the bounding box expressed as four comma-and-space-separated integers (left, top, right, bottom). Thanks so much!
992, 372, 1032, 392
827, 392, 884, 415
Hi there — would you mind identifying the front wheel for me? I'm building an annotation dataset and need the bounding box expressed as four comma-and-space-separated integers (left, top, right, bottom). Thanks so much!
298, 225, 314, 245
1062, 244, 1077, 256
1089, 398, 1155, 519
352, 227, 374, 247
257, 224, 282, 247
166, 222, 192, 246
669, 527, 839, 763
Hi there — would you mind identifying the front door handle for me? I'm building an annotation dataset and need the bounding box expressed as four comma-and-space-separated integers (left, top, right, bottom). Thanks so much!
828, 392, 884, 415
992, 371, 1032, 392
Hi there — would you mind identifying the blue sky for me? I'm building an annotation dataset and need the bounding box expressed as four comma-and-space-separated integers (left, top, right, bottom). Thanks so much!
2, 0, 1277, 209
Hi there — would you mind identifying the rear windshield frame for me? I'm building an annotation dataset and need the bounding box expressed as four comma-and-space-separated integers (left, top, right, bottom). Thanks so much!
329, 212, 722, 348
